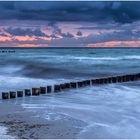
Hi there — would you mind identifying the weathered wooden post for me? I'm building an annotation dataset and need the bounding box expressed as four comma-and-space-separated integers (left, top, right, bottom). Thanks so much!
77, 81, 83, 87
54, 85, 61, 92
138, 73, 140, 78
112, 77, 117, 83
70, 82, 77, 88
122, 76, 126, 82
100, 78, 104, 84
91, 79, 96, 85
104, 78, 108, 83
17, 91, 23, 97
96, 79, 101, 84
40, 87, 46, 94
65, 83, 71, 89
10, 91, 16, 98
82, 81, 87, 86
85, 80, 91, 86
125, 75, 130, 82
117, 76, 122, 82
108, 77, 112, 83
99, 78, 104, 84
2, 92, 9, 99
134, 74, 139, 80
32, 88, 40, 96
60, 83, 66, 90
25, 89, 31, 96
83, 80, 90, 86
129, 75, 135, 81
47, 86, 52, 93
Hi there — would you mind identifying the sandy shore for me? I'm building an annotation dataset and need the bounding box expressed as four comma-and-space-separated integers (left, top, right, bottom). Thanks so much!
0, 100, 86, 139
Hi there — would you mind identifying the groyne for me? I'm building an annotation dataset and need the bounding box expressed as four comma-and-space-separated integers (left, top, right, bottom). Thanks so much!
1, 73, 140, 100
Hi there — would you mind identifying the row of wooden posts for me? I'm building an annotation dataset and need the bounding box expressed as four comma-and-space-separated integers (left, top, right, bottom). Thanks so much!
2, 73, 140, 100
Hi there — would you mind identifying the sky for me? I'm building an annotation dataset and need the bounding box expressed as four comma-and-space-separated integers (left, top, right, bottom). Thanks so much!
1, 1, 140, 47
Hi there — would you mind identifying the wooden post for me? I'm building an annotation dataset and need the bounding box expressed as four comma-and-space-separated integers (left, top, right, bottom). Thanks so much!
47, 86, 52, 93
117, 76, 122, 82
54, 85, 61, 92
10, 91, 16, 98
86, 80, 91, 86
99, 79, 104, 84
60, 83, 66, 90
17, 91, 23, 97
122, 76, 126, 82
40, 87, 46, 94
108, 77, 112, 83
104, 78, 108, 83
125, 75, 130, 82
77, 81, 83, 87
32, 88, 40, 96
65, 83, 71, 89
2, 92, 9, 99
70, 82, 77, 88
25, 89, 31, 96
134, 74, 138, 80
96, 79, 100, 84
112, 77, 117, 83
91, 79, 96, 85
138, 73, 140, 78
130, 75, 135, 81
82, 81, 87, 86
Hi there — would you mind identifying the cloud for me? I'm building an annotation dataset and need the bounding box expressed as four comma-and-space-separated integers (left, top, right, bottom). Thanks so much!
77, 31, 83, 36
48, 29, 140, 47
87, 41, 140, 47
48, 22, 74, 38
0, 1, 140, 23
5, 27, 46, 36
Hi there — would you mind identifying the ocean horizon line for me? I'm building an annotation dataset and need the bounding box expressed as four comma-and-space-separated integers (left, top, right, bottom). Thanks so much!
0, 47, 140, 49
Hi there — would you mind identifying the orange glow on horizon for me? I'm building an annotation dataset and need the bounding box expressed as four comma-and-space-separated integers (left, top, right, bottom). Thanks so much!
88, 41, 140, 47
16, 43, 48, 48
14, 36, 37, 41
0, 36, 12, 42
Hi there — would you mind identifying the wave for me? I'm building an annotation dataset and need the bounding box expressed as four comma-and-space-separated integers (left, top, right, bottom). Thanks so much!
31, 55, 140, 61
67, 55, 140, 61
20, 83, 140, 138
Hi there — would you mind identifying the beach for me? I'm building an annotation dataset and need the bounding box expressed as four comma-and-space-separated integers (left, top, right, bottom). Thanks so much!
0, 48, 140, 138
0, 99, 86, 139
1, 81, 140, 138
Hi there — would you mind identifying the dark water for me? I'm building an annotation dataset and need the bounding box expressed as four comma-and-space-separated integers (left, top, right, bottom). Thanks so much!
0, 48, 140, 79
1, 48, 140, 138
0, 48, 140, 91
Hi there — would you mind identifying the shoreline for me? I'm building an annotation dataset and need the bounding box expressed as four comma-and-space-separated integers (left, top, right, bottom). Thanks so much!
0, 101, 86, 139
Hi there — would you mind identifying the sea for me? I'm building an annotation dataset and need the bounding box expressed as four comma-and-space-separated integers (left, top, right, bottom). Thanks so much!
1, 47, 140, 138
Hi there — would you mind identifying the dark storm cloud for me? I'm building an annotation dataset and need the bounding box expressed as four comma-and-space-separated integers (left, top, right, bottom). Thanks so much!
0, 1, 140, 23
77, 31, 83, 36
48, 22, 74, 38
48, 29, 140, 47
5, 27, 46, 36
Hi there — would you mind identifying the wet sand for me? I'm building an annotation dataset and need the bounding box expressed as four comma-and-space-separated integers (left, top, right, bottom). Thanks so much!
0, 100, 86, 139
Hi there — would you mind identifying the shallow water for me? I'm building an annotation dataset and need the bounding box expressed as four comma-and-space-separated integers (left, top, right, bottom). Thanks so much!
0, 125, 16, 139
0, 48, 140, 138
4, 81, 139, 138
0, 48, 140, 91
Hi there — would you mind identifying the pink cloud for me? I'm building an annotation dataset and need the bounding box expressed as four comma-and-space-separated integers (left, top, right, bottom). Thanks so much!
88, 41, 140, 47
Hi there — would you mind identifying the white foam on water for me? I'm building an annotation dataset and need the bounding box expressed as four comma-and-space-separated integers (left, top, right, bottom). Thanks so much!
20, 83, 140, 138
40, 55, 140, 61
0, 125, 16, 139
0, 75, 74, 99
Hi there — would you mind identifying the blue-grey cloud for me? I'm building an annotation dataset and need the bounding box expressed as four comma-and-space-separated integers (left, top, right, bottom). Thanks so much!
77, 31, 83, 36
48, 29, 140, 47
48, 22, 74, 38
0, 1, 140, 23
5, 27, 47, 36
